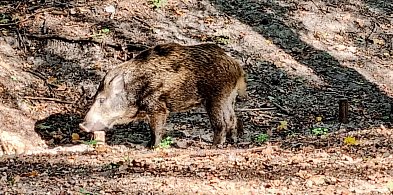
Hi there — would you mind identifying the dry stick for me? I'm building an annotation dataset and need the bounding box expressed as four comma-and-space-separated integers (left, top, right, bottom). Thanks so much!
310, 0, 327, 14
270, 101, 291, 115
193, 107, 276, 114
24, 96, 73, 104
338, 98, 349, 124
0, 23, 18, 26
26, 33, 148, 52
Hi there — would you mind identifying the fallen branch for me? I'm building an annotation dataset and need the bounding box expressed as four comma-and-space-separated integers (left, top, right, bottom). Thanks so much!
236, 107, 276, 111
192, 107, 276, 114
25, 33, 148, 52
24, 96, 74, 104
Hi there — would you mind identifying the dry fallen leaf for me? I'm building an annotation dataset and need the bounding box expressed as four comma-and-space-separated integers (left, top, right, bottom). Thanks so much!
29, 170, 39, 177
71, 133, 80, 141
277, 120, 288, 131
95, 144, 108, 153
335, 45, 347, 51
373, 38, 385, 45
265, 39, 273, 45
47, 76, 57, 84
21, 170, 38, 177
296, 170, 311, 179
56, 84, 67, 91
13, 175, 20, 183
344, 136, 357, 145
309, 175, 325, 185
174, 9, 183, 16
387, 181, 393, 192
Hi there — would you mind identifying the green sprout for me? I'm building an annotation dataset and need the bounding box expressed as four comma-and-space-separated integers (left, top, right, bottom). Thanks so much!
255, 133, 269, 143
311, 127, 328, 136
151, 0, 167, 9
159, 136, 173, 149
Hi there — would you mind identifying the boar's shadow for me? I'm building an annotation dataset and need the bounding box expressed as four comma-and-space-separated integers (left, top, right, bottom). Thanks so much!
34, 112, 193, 147
34, 113, 89, 147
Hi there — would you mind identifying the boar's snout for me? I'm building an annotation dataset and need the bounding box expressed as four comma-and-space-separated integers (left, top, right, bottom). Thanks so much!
79, 121, 107, 132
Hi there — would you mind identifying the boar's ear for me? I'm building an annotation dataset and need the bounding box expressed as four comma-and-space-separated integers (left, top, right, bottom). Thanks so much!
109, 74, 125, 94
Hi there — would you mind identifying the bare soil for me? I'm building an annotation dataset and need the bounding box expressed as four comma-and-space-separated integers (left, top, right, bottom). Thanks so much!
0, 0, 393, 194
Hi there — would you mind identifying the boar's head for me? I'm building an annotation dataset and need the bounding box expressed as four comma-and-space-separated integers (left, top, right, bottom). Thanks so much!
79, 72, 137, 132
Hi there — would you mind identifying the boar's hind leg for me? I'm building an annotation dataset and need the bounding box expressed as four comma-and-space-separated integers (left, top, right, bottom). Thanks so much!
225, 90, 239, 143
148, 109, 169, 148
206, 91, 238, 145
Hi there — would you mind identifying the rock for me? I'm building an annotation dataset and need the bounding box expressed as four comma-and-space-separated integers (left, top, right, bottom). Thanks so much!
0, 130, 26, 155
0, 105, 47, 156
174, 140, 188, 149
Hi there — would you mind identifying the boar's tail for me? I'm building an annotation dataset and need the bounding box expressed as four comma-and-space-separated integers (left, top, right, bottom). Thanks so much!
236, 69, 247, 98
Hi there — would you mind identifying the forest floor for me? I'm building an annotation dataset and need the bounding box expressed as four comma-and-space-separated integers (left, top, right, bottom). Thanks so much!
0, 0, 393, 194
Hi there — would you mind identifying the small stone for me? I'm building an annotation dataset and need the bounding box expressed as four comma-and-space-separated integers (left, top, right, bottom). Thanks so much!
306, 180, 313, 187
70, 8, 76, 15
174, 140, 188, 149
104, 5, 116, 13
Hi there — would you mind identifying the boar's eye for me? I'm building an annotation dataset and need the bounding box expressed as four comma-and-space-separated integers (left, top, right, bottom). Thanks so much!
98, 97, 105, 104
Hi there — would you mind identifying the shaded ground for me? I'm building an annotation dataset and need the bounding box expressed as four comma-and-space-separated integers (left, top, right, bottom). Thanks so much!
1, 128, 393, 194
0, 0, 393, 194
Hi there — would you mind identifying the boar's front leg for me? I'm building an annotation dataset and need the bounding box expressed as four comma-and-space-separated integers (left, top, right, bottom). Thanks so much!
147, 105, 169, 148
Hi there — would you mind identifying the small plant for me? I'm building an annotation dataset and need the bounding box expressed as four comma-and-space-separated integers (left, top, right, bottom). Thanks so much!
255, 133, 269, 143
0, 14, 10, 24
215, 36, 230, 45
151, 0, 167, 9
123, 155, 131, 164
91, 27, 111, 38
311, 127, 328, 136
79, 188, 96, 195
159, 136, 173, 149
36, 123, 52, 130
100, 27, 110, 34
83, 139, 99, 147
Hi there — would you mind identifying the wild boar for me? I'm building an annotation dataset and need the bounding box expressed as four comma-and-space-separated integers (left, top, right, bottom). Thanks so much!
79, 42, 247, 147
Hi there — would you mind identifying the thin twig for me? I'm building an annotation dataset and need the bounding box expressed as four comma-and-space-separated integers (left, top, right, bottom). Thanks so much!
270, 101, 291, 115
16, 28, 26, 52
23, 70, 59, 88
0, 23, 18, 26
366, 20, 377, 48
24, 70, 46, 81
24, 96, 73, 104
310, 0, 327, 14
